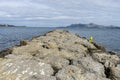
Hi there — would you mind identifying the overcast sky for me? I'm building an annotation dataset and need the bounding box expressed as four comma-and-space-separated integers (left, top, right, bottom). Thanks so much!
0, 0, 120, 27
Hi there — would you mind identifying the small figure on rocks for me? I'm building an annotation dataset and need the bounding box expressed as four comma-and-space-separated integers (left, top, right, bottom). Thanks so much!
89, 36, 93, 42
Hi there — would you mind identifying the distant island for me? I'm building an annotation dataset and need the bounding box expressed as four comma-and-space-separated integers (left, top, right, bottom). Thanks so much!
65, 23, 120, 29
0, 24, 26, 27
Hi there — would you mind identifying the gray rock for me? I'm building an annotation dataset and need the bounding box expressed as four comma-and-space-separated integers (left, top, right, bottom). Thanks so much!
44, 56, 69, 69
56, 65, 85, 80
0, 58, 54, 80
56, 65, 109, 80
110, 64, 120, 80
92, 53, 120, 67
73, 56, 106, 77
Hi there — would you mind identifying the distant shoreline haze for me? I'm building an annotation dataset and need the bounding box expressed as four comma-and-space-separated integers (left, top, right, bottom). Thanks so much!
0, 23, 120, 29
65, 23, 120, 29
0, 24, 26, 27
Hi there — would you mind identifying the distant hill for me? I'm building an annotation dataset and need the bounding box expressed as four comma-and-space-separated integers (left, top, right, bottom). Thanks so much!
65, 23, 120, 29
0, 24, 26, 27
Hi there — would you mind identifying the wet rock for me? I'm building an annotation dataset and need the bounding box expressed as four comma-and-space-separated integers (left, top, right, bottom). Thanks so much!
92, 42, 106, 51
0, 47, 12, 58
20, 40, 28, 46
108, 51, 117, 55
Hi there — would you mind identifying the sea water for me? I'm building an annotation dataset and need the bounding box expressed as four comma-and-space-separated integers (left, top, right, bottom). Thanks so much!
0, 27, 54, 51
0, 27, 120, 55
64, 27, 120, 55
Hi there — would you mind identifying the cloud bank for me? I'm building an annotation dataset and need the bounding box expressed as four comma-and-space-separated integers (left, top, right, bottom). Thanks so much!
0, 0, 120, 27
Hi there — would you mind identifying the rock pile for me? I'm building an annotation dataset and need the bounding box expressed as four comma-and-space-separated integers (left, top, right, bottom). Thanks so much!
0, 30, 120, 80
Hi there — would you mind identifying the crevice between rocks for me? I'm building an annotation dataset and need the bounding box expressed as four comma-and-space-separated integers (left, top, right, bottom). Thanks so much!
89, 51, 112, 79
104, 67, 111, 79
52, 66, 59, 76
86, 46, 113, 80
68, 59, 73, 65
51, 58, 74, 77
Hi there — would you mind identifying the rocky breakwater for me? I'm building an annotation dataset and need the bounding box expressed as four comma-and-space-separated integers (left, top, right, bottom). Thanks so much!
0, 30, 120, 80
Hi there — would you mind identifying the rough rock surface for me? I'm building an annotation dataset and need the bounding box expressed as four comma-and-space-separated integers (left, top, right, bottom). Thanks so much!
0, 30, 120, 80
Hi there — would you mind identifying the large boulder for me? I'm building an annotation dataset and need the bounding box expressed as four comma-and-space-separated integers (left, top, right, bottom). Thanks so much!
110, 64, 120, 80
73, 56, 106, 77
44, 56, 69, 69
92, 52, 120, 68
0, 58, 54, 80
56, 65, 110, 80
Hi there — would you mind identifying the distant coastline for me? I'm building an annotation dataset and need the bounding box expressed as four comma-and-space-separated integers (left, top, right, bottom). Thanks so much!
0, 24, 26, 27
61, 23, 120, 29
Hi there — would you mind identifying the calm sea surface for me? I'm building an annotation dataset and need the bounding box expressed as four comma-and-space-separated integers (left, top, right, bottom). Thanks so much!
0, 27, 54, 51
0, 27, 120, 55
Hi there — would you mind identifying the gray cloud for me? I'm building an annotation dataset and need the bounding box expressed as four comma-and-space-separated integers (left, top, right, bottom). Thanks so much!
0, 0, 120, 27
